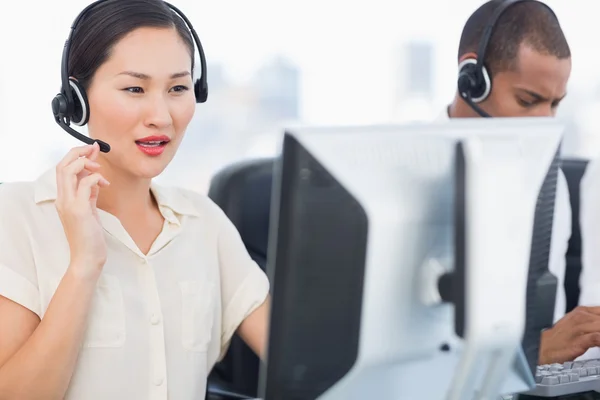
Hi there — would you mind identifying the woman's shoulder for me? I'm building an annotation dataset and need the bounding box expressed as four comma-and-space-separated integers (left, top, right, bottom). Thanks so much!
0, 181, 39, 227
0, 181, 37, 206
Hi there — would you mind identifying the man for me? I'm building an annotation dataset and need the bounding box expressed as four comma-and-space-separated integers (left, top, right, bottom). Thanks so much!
444, 0, 600, 364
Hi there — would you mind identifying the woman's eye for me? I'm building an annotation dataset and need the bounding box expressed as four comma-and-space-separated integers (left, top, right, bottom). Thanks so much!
171, 85, 189, 93
124, 87, 144, 94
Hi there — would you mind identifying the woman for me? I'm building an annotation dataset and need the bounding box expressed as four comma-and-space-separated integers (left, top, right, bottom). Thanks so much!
0, 0, 270, 398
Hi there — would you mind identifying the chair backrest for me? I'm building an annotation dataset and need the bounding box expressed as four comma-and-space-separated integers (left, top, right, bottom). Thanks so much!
561, 158, 589, 313
207, 157, 275, 398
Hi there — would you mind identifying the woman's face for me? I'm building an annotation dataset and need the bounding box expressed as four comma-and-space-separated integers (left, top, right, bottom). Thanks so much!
86, 26, 196, 180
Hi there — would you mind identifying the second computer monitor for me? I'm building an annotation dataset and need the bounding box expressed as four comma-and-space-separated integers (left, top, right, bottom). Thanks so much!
258, 118, 564, 400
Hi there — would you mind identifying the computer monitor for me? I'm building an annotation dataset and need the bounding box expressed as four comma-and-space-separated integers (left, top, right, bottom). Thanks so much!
258, 118, 564, 400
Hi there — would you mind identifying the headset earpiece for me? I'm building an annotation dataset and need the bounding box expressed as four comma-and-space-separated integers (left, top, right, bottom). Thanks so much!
68, 79, 90, 126
51, 78, 89, 126
457, 58, 492, 104
194, 79, 208, 103
51, 92, 68, 121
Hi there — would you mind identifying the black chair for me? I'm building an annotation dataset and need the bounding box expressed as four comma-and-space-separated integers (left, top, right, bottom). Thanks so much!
206, 158, 275, 399
561, 157, 589, 313
206, 383, 257, 400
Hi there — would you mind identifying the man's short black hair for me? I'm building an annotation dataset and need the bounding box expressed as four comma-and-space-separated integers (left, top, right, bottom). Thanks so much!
458, 0, 571, 74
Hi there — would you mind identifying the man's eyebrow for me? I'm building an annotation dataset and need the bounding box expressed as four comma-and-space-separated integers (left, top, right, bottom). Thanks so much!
517, 88, 567, 102
519, 88, 548, 102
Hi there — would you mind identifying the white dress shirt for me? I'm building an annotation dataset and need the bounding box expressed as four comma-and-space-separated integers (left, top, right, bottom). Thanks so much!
0, 167, 270, 399
576, 157, 600, 359
580, 157, 600, 306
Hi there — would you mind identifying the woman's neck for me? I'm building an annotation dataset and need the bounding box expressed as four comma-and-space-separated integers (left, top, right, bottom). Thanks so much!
95, 160, 156, 220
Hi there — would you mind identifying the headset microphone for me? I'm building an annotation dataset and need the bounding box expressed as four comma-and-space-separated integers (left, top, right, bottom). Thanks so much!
51, 0, 208, 153
51, 106, 111, 152
462, 95, 491, 118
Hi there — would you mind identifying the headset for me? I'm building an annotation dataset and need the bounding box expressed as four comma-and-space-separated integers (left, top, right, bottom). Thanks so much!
457, 0, 557, 118
51, 0, 208, 153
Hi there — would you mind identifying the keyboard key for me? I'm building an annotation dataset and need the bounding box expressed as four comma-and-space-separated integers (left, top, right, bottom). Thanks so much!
564, 362, 574, 369
586, 360, 600, 367
568, 373, 579, 382
535, 371, 552, 383
541, 376, 560, 385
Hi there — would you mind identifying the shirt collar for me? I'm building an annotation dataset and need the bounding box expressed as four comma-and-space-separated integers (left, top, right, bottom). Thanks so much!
436, 105, 451, 121
33, 168, 201, 224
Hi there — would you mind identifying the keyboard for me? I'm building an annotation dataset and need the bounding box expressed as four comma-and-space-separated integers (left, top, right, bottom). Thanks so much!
522, 359, 600, 397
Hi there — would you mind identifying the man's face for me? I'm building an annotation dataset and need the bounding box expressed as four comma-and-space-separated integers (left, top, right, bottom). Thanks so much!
481, 43, 572, 117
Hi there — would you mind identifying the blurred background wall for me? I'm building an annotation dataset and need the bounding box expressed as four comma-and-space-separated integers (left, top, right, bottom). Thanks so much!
0, 0, 595, 192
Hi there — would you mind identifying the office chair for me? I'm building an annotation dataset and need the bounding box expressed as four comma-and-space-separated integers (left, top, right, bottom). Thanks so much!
206, 383, 256, 400
561, 158, 589, 313
206, 157, 275, 398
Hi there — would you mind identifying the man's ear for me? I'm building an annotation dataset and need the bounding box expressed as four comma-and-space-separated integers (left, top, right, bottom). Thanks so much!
458, 52, 479, 65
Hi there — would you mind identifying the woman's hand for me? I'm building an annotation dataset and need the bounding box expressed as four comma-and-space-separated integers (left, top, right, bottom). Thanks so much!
54, 142, 110, 279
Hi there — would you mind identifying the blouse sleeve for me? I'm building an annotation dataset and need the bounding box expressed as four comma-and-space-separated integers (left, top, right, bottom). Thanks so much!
215, 208, 270, 359
0, 183, 41, 318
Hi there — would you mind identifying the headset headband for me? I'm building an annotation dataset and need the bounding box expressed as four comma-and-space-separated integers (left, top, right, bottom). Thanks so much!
475, 0, 558, 71
60, 0, 207, 119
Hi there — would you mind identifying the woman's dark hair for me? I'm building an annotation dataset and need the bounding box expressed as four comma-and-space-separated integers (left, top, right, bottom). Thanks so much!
69, 0, 195, 91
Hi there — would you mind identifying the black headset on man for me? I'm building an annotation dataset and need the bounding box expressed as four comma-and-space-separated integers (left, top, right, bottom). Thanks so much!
457, 0, 557, 118
51, 0, 208, 153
